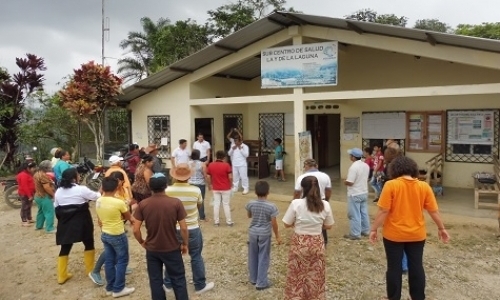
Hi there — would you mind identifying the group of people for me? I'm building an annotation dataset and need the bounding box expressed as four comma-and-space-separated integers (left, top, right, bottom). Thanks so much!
13, 133, 452, 300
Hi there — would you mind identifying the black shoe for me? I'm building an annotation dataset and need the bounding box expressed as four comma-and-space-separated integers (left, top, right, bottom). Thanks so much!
343, 234, 361, 240
373, 198, 379, 203
361, 232, 370, 237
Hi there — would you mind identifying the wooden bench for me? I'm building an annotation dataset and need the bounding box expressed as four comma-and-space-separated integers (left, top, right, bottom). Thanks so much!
474, 156, 500, 209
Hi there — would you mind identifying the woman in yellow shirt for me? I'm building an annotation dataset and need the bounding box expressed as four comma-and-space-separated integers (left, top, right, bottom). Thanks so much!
369, 155, 450, 300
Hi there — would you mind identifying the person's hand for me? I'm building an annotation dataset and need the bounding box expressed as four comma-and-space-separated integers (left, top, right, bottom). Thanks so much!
180, 244, 188, 255
276, 237, 282, 245
232, 145, 237, 150
98, 219, 103, 227
208, 185, 212, 191
140, 241, 147, 249
28, 197, 34, 202
438, 229, 450, 243
369, 230, 378, 244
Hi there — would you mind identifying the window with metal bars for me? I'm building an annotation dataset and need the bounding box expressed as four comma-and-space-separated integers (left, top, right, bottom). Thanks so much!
259, 113, 285, 152
147, 115, 171, 159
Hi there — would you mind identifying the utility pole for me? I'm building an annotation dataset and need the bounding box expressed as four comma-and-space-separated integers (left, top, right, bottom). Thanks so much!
101, 0, 109, 66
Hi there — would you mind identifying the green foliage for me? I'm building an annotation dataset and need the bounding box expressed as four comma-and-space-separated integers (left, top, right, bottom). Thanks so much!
0, 54, 45, 168
414, 19, 452, 33
345, 9, 408, 27
455, 23, 500, 40
118, 0, 298, 83
207, 0, 298, 39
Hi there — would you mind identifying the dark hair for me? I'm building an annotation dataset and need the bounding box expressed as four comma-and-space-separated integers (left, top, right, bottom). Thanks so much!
255, 181, 270, 197
59, 168, 78, 189
301, 176, 324, 213
54, 148, 62, 159
215, 150, 226, 160
179, 139, 187, 144
197, 133, 203, 137
389, 155, 419, 179
18, 161, 37, 173
364, 147, 372, 154
109, 171, 124, 181
233, 137, 241, 143
274, 138, 282, 144
102, 177, 119, 192
129, 144, 139, 151
149, 177, 168, 192
58, 150, 69, 158
373, 144, 382, 149
191, 149, 201, 161
141, 154, 154, 163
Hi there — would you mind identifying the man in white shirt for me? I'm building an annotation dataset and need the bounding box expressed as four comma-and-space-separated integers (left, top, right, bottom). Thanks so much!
171, 139, 191, 169
293, 158, 332, 244
227, 137, 249, 194
193, 134, 211, 163
343, 148, 370, 240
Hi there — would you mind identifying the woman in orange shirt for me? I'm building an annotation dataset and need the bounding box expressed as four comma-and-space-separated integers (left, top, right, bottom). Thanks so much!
369, 156, 450, 300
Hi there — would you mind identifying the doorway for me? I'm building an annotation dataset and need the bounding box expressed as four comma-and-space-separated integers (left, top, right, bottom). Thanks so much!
306, 114, 341, 179
223, 114, 243, 151
194, 118, 214, 151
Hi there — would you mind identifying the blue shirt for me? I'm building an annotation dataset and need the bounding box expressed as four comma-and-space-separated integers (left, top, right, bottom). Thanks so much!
245, 199, 279, 236
275, 145, 283, 160
53, 160, 72, 183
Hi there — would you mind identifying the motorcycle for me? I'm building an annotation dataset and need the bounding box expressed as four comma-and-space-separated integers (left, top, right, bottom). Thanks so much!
2, 178, 22, 209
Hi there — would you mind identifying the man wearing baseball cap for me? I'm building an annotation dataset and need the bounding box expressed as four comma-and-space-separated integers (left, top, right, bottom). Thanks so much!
344, 148, 370, 240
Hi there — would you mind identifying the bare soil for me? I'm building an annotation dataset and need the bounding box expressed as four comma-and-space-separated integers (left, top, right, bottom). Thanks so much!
1, 190, 500, 300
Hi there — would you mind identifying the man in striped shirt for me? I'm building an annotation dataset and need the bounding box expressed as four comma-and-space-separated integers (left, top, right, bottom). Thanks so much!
163, 164, 215, 295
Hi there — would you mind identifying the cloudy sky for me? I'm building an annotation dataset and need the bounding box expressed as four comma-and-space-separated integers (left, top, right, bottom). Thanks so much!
1, 0, 498, 93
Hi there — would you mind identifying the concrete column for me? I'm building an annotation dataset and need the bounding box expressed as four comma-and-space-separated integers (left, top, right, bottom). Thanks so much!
291, 30, 305, 181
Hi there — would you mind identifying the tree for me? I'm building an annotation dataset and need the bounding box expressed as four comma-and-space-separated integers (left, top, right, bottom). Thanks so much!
414, 19, 452, 33
207, 0, 298, 39
345, 9, 408, 27
59, 61, 122, 164
117, 17, 170, 83
455, 23, 500, 40
0, 54, 45, 169
18, 93, 96, 162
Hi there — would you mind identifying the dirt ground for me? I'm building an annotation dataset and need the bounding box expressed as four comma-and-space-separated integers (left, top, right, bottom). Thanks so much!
1, 189, 500, 300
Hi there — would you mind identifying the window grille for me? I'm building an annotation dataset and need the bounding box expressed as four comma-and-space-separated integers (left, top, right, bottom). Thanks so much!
147, 115, 171, 159
259, 113, 285, 152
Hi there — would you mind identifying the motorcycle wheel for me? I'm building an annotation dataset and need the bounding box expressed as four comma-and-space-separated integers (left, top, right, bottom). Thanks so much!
84, 173, 102, 192
4, 185, 22, 209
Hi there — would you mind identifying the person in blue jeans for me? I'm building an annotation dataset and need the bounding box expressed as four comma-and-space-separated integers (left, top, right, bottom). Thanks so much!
245, 181, 281, 290
188, 150, 208, 221
89, 251, 132, 285
96, 177, 135, 297
344, 148, 371, 240
163, 165, 215, 295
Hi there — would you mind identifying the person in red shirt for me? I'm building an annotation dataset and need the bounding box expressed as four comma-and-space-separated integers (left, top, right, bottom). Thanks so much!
372, 144, 385, 202
16, 161, 37, 226
206, 150, 233, 226
123, 144, 141, 184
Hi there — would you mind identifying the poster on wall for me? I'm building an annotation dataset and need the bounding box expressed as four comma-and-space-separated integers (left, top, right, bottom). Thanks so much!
344, 117, 360, 134
261, 42, 338, 89
298, 131, 313, 172
447, 110, 495, 145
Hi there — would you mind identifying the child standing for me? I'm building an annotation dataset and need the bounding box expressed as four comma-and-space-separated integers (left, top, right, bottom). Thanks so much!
273, 138, 286, 181
245, 181, 281, 290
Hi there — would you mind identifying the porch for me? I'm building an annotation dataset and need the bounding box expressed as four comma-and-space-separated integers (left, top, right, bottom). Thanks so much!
247, 176, 498, 220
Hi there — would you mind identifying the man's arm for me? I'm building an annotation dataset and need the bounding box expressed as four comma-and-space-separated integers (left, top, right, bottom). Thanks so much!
344, 181, 354, 186
178, 219, 189, 254
121, 211, 134, 223
324, 188, 332, 201
133, 219, 145, 246
241, 145, 249, 158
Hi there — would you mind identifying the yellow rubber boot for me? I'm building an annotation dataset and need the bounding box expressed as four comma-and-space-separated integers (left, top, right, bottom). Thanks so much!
57, 256, 73, 284
83, 250, 95, 274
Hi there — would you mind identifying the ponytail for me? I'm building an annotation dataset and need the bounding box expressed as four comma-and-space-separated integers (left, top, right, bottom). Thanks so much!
301, 176, 324, 213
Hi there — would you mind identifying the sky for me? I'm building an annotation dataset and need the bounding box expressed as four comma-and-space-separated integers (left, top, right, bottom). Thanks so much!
1, 0, 498, 93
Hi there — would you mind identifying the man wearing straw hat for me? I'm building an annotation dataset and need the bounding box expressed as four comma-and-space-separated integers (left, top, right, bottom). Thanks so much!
145, 144, 163, 173
163, 163, 215, 295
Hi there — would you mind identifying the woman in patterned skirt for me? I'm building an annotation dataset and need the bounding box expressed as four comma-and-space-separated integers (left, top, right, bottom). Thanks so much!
282, 176, 335, 300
